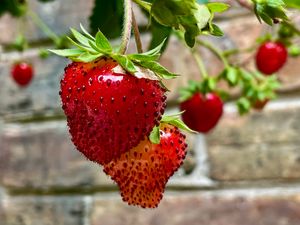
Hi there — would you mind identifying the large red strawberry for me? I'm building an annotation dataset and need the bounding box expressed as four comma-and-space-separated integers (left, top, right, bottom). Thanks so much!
60, 57, 166, 164
103, 123, 187, 208
256, 41, 288, 75
180, 92, 223, 133
11, 62, 34, 87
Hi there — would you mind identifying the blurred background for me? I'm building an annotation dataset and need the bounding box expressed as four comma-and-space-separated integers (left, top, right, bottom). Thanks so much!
0, 0, 300, 224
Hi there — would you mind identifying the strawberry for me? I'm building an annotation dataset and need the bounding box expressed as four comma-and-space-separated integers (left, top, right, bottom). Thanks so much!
252, 99, 269, 111
256, 41, 288, 75
103, 123, 187, 208
11, 62, 34, 87
180, 92, 223, 133
60, 57, 166, 164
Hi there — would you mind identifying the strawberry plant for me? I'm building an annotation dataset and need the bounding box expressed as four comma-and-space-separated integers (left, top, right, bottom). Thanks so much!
1, 0, 300, 207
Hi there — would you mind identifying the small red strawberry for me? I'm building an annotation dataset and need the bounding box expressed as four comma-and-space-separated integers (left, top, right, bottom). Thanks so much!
256, 41, 288, 75
252, 99, 269, 111
103, 123, 187, 208
180, 92, 223, 133
60, 58, 166, 164
11, 62, 34, 87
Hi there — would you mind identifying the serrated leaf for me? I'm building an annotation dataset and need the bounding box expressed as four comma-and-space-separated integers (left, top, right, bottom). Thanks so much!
111, 54, 137, 73
49, 48, 85, 57
137, 60, 178, 79
149, 126, 160, 144
207, 2, 230, 13
95, 30, 113, 52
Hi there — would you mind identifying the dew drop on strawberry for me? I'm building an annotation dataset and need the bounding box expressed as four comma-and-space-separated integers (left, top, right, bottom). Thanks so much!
60, 58, 167, 164
103, 124, 187, 208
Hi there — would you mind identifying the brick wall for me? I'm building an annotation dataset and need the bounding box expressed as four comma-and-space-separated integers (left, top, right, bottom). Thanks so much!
1, 1, 300, 224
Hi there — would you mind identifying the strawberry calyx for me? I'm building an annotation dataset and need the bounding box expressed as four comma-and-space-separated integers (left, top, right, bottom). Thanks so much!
49, 25, 178, 81
149, 113, 196, 144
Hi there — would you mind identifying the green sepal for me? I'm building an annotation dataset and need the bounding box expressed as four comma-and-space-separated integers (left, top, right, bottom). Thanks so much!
95, 30, 113, 53
136, 60, 178, 79
48, 48, 85, 57
149, 126, 160, 144
161, 113, 197, 133
111, 54, 137, 73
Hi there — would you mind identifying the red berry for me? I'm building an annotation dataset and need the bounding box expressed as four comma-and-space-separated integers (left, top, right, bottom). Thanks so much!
256, 41, 288, 75
252, 99, 269, 111
180, 92, 223, 133
11, 62, 34, 87
103, 124, 187, 208
60, 58, 166, 165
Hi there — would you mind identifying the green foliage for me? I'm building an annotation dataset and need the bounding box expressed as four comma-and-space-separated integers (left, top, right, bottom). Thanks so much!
253, 0, 288, 25
284, 0, 300, 9
0, 0, 27, 17
89, 0, 124, 39
50, 26, 177, 80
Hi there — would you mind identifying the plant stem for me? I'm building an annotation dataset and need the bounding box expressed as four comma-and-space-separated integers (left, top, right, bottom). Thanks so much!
197, 39, 230, 68
235, 0, 253, 11
132, 9, 143, 53
27, 10, 60, 44
192, 49, 209, 79
119, 0, 133, 54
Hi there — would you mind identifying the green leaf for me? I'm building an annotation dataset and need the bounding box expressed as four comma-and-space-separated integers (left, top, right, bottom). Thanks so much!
226, 67, 239, 86
284, 0, 300, 9
128, 54, 160, 62
80, 23, 95, 40
236, 97, 251, 115
111, 54, 137, 73
67, 37, 98, 54
150, 0, 211, 47
49, 48, 85, 57
143, 39, 167, 56
149, 126, 160, 144
95, 30, 113, 52
207, 2, 230, 13
161, 114, 197, 133
254, 0, 288, 25
70, 28, 92, 47
75, 52, 103, 62
137, 60, 178, 79
210, 24, 224, 36
89, 0, 124, 39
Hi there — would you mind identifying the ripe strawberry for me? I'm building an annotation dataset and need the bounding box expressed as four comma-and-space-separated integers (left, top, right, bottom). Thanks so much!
60, 57, 166, 165
256, 41, 288, 75
11, 62, 34, 87
252, 99, 269, 111
180, 92, 223, 133
103, 123, 187, 208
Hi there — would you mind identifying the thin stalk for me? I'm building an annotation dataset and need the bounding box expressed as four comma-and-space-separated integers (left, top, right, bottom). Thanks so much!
119, 0, 133, 54
132, 9, 143, 53
27, 10, 60, 44
192, 49, 209, 79
197, 39, 230, 68
235, 0, 253, 11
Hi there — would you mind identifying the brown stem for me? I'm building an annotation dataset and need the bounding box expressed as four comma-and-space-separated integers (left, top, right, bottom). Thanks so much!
132, 8, 143, 53
235, 0, 253, 11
